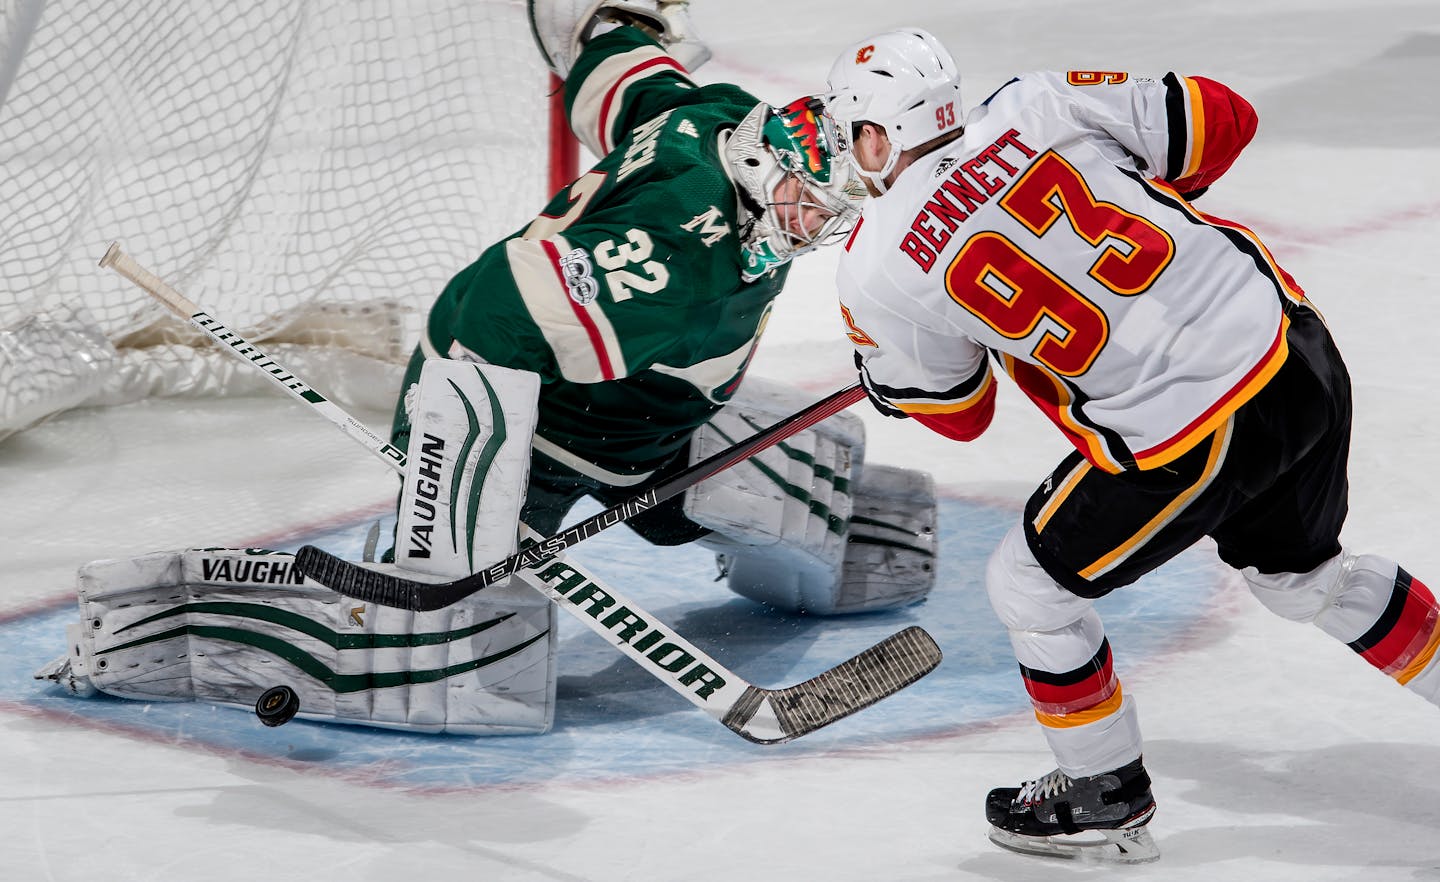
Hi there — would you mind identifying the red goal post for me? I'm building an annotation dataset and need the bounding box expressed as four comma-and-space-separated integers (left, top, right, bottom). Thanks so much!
0, 0, 578, 440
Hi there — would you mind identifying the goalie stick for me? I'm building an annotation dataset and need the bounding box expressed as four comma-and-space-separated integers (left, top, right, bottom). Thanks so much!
100, 242, 942, 744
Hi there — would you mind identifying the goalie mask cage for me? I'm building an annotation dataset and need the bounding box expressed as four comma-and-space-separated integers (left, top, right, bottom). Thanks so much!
0, 0, 576, 439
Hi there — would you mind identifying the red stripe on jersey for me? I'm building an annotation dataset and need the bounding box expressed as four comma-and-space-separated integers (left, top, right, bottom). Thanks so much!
909, 377, 997, 441
1356, 573, 1440, 677
844, 215, 865, 251
1173, 76, 1258, 195
1005, 357, 1119, 471
1148, 176, 1306, 308
1021, 640, 1120, 717
540, 239, 617, 381
1132, 313, 1288, 469
1196, 207, 1307, 304
598, 56, 687, 154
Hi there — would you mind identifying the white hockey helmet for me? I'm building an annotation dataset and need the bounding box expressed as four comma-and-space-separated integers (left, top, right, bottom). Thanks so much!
823, 28, 962, 191
725, 97, 866, 280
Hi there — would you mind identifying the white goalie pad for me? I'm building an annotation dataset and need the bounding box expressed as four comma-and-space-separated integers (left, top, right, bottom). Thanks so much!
716, 463, 939, 615
685, 377, 866, 571
35, 549, 557, 734
396, 358, 540, 578
829, 464, 938, 613
685, 379, 932, 614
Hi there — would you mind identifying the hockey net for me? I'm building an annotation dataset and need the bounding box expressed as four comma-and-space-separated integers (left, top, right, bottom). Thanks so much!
0, 0, 573, 440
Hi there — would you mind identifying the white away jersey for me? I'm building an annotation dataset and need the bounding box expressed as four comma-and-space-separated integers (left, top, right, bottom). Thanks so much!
837, 70, 1305, 472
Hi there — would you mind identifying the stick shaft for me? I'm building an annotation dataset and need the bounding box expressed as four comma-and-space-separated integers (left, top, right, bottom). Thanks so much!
100, 243, 406, 471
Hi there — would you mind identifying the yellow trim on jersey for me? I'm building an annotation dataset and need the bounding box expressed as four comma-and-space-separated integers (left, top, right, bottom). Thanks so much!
897, 369, 995, 414
1034, 684, 1125, 729
1396, 621, 1440, 686
1080, 419, 1232, 580
1146, 176, 1306, 310
1181, 76, 1206, 180
1003, 353, 1124, 473
1031, 459, 1091, 535
1131, 313, 1288, 471
1212, 220, 1306, 308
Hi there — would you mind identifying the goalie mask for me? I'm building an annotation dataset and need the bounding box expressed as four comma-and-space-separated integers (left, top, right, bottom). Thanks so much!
726, 96, 864, 281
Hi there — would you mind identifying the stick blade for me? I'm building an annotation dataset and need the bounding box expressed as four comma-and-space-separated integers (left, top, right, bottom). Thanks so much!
722, 625, 943, 744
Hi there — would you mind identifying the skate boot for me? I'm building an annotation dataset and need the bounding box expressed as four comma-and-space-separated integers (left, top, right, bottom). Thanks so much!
985, 756, 1159, 863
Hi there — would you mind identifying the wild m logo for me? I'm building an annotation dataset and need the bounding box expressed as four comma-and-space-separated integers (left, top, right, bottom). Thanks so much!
407, 433, 447, 559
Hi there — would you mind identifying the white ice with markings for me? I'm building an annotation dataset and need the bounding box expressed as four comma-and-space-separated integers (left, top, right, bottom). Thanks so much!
3, 2, 1439, 879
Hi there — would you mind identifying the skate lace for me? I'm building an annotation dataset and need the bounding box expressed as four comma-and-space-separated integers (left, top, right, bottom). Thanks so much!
1017, 768, 1072, 805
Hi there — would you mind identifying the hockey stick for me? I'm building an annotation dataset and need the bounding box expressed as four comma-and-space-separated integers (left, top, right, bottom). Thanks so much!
98, 243, 407, 472
295, 382, 866, 611
100, 243, 941, 743
343, 531, 941, 743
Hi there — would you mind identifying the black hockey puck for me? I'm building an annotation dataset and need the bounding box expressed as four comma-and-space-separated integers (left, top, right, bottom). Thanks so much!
255, 684, 300, 727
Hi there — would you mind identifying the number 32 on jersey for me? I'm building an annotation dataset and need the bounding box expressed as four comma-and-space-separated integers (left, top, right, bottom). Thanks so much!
529, 169, 671, 303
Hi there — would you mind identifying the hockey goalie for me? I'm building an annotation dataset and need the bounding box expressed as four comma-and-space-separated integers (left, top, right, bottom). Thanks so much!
34, 1, 938, 736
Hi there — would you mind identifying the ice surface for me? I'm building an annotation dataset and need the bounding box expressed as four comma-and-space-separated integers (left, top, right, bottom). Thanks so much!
3, 2, 1439, 879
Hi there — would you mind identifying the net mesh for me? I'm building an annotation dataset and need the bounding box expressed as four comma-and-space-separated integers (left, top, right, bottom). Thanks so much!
0, 0, 554, 435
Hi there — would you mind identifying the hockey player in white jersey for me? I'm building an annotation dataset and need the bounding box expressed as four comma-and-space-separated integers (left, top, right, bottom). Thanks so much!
822, 28, 1440, 863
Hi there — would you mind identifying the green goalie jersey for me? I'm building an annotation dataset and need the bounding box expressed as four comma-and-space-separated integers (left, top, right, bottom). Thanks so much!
418, 27, 787, 484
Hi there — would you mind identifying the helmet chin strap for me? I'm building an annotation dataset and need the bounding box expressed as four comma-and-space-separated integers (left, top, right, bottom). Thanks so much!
855, 131, 902, 194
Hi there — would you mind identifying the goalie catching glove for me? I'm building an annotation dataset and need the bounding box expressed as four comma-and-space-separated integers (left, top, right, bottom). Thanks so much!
529, 0, 710, 78
684, 378, 938, 615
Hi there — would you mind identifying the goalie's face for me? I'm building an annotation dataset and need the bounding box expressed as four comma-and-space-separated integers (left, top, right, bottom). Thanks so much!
769, 172, 850, 247
729, 97, 865, 279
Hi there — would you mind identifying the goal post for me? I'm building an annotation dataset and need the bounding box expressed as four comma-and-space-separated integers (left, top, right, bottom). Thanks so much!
0, 0, 577, 440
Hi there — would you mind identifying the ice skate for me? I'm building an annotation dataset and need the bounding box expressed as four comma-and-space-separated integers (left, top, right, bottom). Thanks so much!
985, 757, 1159, 863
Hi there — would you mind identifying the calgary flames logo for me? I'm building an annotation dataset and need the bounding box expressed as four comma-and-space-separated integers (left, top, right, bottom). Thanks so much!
856, 45, 875, 63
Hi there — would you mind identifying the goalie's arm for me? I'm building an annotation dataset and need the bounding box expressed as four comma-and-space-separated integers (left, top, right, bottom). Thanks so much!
561, 25, 713, 158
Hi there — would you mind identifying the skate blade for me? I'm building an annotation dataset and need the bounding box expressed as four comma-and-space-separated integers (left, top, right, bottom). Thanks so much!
988, 824, 1160, 864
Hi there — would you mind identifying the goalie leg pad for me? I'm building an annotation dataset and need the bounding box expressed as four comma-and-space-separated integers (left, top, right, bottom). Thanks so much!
396, 358, 540, 578
685, 379, 935, 615
685, 377, 865, 573
35, 549, 557, 734
714, 464, 938, 615
830, 464, 938, 613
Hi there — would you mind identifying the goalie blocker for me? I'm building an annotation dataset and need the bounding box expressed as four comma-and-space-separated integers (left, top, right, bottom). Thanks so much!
685, 378, 938, 615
